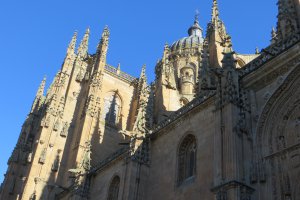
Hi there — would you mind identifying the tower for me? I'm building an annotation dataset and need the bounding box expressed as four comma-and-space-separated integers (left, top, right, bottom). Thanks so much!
154, 13, 205, 122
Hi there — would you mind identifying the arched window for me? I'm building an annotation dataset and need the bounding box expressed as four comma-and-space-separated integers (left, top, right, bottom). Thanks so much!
107, 176, 120, 200
102, 92, 122, 125
177, 134, 197, 185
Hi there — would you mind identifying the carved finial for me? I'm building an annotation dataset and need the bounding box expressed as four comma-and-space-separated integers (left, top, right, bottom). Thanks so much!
140, 65, 147, 81
36, 76, 46, 98
222, 36, 233, 53
67, 31, 77, 55
212, 0, 219, 23
102, 25, 110, 38
163, 43, 170, 59
116, 63, 121, 75
255, 47, 260, 54
207, 0, 229, 42
164, 42, 169, 50
271, 27, 278, 44
77, 28, 90, 58
271, 27, 276, 37
133, 65, 149, 136
96, 26, 110, 54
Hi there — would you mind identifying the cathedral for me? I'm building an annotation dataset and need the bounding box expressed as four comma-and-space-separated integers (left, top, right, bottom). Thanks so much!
1, 0, 300, 199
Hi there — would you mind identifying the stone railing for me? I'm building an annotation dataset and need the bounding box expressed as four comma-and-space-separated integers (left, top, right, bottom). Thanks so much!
105, 64, 136, 83
151, 91, 216, 136
239, 33, 300, 77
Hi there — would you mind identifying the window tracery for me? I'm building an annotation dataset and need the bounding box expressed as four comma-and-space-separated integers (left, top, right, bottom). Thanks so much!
177, 134, 197, 185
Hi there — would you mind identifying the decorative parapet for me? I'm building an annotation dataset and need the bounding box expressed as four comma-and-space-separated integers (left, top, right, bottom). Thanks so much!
104, 64, 137, 83
89, 147, 129, 174
239, 33, 300, 77
151, 91, 216, 137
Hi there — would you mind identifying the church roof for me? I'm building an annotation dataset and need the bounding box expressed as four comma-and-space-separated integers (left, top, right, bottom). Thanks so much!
171, 14, 204, 52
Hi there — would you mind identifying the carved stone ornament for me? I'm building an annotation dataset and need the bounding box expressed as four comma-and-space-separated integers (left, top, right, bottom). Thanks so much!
51, 155, 60, 172
41, 115, 50, 128
76, 68, 85, 82
60, 122, 69, 137
84, 95, 101, 118
256, 64, 300, 199
38, 148, 47, 164
53, 120, 60, 131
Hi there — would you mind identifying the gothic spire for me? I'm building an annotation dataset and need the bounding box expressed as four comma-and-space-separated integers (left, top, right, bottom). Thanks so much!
138, 65, 147, 95
67, 31, 77, 55
96, 26, 110, 54
31, 77, 46, 113
206, 0, 233, 68
211, 0, 219, 24
36, 76, 46, 98
139, 65, 147, 83
207, 0, 226, 35
94, 26, 110, 72
77, 28, 90, 58
163, 43, 170, 60
137, 65, 148, 103
276, 0, 300, 40
133, 65, 149, 136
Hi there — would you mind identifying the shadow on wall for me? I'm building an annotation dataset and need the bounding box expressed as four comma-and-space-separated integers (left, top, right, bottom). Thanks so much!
39, 89, 130, 199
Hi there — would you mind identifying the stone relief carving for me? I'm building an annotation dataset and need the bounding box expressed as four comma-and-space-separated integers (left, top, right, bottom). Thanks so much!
255, 64, 300, 200
38, 148, 47, 164
60, 122, 69, 137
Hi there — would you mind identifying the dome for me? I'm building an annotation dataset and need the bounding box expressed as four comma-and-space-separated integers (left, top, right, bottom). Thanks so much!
171, 16, 204, 52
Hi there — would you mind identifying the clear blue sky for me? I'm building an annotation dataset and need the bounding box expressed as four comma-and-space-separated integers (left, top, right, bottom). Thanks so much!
0, 0, 276, 183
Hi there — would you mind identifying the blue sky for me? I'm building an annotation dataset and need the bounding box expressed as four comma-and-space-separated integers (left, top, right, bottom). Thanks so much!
0, 0, 277, 183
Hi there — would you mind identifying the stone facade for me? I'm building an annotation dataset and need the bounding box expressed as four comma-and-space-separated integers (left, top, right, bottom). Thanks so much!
1, 0, 300, 199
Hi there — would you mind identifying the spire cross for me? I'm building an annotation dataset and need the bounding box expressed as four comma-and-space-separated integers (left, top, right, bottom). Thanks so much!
195, 9, 200, 24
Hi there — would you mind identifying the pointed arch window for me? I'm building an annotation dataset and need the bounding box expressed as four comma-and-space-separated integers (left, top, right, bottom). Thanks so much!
102, 92, 122, 125
107, 176, 120, 200
177, 134, 197, 185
